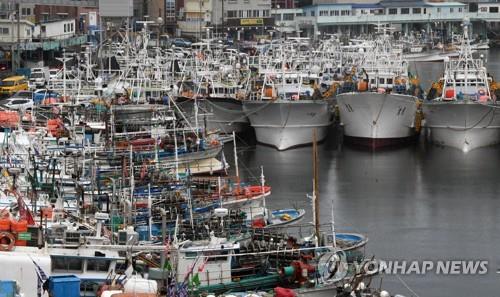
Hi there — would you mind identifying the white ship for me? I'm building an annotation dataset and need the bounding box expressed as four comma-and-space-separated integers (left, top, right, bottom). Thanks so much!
337, 31, 421, 148
243, 39, 334, 150
423, 20, 500, 153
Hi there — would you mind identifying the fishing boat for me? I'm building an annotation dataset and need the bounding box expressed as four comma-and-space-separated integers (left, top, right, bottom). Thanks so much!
337, 31, 422, 148
423, 19, 500, 152
243, 39, 334, 150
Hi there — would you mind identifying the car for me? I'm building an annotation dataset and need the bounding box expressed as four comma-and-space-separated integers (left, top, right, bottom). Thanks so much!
172, 38, 192, 48
9, 90, 33, 100
0, 76, 29, 97
49, 69, 61, 80
33, 89, 60, 104
29, 68, 49, 88
0, 97, 33, 111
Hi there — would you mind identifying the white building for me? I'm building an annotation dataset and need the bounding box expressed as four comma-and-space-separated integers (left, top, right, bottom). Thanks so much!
0, 19, 34, 44
33, 19, 76, 40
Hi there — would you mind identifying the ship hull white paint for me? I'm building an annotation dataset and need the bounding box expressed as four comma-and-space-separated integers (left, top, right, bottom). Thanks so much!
177, 97, 249, 134
423, 101, 500, 152
243, 100, 333, 150
404, 51, 460, 62
337, 92, 418, 147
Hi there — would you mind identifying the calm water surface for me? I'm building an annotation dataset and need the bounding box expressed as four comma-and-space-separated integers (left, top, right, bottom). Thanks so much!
226, 49, 500, 297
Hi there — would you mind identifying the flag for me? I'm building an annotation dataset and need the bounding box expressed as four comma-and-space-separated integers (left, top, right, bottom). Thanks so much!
163, 260, 172, 271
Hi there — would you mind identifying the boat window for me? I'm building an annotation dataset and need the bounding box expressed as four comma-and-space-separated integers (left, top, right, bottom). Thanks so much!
379, 78, 385, 84
204, 250, 229, 262
87, 259, 111, 272
52, 256, 83, 272
370, 79, 375, 84
387, 78, 393, 85
185, 251, 198, 258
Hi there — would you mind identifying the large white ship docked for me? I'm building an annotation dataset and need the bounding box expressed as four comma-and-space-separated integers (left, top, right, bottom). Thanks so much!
337, 32, 421, 148
423, 20, 500, 153
243, 39, 334, 150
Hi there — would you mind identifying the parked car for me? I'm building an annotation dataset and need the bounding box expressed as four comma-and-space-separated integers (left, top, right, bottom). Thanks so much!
29, 68, 49, 89
33, 89, 60, 104
0, 97, 33, 111
172, 38, 192, 48
9, 90, 33, 100
0, 76, 28, 97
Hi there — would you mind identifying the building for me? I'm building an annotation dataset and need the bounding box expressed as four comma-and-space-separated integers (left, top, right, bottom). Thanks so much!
272, 0, 296, 9
272, 7, 304, 36
224, 0, 274, 40
0, 19, 34, 44
33, 19, 76, 40
293, 0, 500, 37
178, 0, 228, 39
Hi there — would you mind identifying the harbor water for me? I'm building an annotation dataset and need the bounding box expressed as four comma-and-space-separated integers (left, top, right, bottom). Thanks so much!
229, 48, 500, 297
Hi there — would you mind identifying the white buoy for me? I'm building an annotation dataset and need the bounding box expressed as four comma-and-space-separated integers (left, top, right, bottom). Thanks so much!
380, 290, 390, 297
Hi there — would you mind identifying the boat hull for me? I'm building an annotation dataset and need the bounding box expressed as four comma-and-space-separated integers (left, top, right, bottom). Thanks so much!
177, 97, 249, 134
337, 92, 418, 148
423, 101, 500, 152
404, 50, 460, 62
243, 100, 333, 150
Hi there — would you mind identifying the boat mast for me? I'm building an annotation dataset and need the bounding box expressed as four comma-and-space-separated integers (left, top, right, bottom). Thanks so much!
312, 129, 320, 247
261, 166, 266, 218
233, 131, 240, 191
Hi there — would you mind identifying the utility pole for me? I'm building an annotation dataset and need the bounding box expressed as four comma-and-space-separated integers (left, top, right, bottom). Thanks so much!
16, 1, 20, 71
221, 0, 224, 36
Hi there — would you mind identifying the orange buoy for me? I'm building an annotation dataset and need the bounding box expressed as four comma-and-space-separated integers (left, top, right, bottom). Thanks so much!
0, 219, 11, 232
444, 88, 455, 99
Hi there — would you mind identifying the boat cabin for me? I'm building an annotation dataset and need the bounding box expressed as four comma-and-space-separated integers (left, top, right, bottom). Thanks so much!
176, 236, 239, 286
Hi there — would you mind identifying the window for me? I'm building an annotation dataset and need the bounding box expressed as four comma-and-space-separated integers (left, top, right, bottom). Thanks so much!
320, 10, 328, 16
450, 8, 454, 13
437, 8, 441, 13
387, 78, 393, 85
0, 27, 8, 35
412, 8, 421, 14
274, 13, 281, 21
246, 10, 251, 17
401, 8, 409, 14
341, 10, 350, 16
388, 8, 397, 15
238, 10, 243, 18
70, 23, 74, 32
252, 10, 259, 17
489, 6, 499, 13
87, 259, 111, 272
458, 7, 462, 12
52, 256, 83, 272
283, 13, 294, 21
227, 10, 237, 18
21, 8, 31, 16
262, 10, 270, 17
330, 10, 339, 16
423, 8, 427, 14
379, 78, 385, 84
311, 11, 315, 16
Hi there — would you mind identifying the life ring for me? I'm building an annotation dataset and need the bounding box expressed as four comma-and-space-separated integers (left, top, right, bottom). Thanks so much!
0, 231, 15, 251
